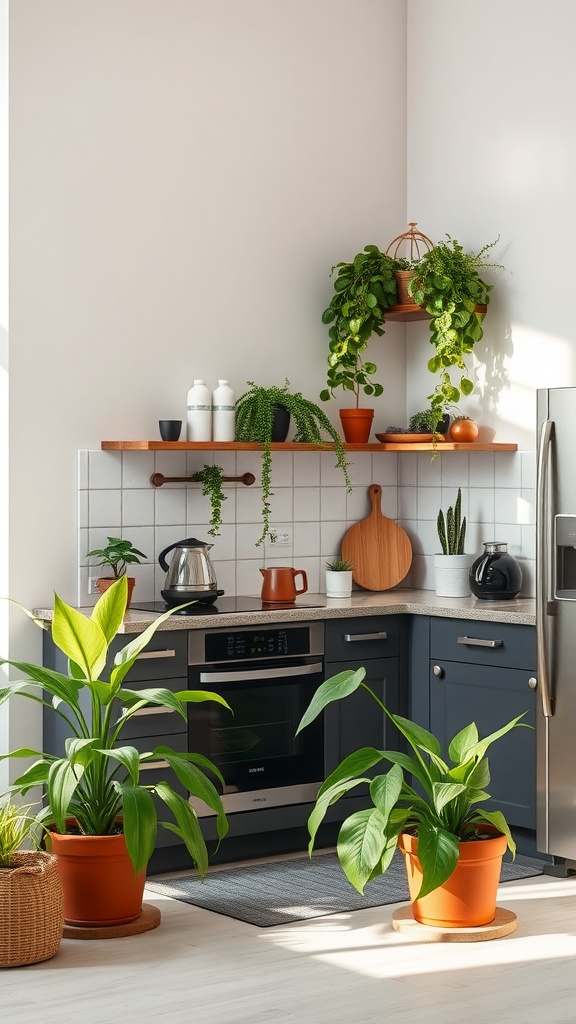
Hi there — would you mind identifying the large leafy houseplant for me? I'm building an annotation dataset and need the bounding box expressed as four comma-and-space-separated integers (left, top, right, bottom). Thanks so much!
0, 576, 230, 878
408, 235, 500, 415
296, 666, 527, 900
320, 244, 398, 407
236, 380, 352, 544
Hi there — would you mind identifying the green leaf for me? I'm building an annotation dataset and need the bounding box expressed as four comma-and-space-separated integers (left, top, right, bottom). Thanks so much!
431, 781, 467, 815
307, 777, 366, 850
151, 749, 228, 841
91, 577, 128, 644
47, 758, 84, 833
98, 744, 142, 786
116, 782, 157, 874
412, 821, 460, 899
296, 668, 365, 735
154, 783, 211, 877
316, 747, 386, 799
448, 722, 478, 764
369, 765, 403, 820
460, 376, 474, 396
109, 604, 192, 689
365, 293, 377, 308
337, 808, 391, 894
52, 595, 108, 681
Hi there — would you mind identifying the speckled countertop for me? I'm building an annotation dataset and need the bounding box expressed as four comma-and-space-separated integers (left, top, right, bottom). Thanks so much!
35, 588, 536, 632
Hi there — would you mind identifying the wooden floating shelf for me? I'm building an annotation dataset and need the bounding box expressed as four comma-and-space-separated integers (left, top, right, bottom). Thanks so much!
385, 302, 488, 323
101, 440, 517, 453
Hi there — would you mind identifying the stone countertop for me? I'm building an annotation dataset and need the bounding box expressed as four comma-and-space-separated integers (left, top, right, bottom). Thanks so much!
34, 588, 536, 632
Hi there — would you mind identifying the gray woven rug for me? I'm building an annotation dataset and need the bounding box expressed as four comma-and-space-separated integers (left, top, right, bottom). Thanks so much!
145, 850, 544, 928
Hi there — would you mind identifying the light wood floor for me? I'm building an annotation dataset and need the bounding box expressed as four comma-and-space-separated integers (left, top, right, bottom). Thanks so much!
3, 854, 576, 1024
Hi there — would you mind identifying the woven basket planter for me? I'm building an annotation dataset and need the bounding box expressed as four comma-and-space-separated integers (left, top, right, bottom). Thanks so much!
0, 851, 64, 967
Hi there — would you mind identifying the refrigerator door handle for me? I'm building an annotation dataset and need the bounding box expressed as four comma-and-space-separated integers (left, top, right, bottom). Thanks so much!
537, 417, 554, 718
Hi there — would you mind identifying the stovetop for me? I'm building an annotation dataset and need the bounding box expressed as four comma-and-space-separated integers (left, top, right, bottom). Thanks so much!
130, 596, 326, 616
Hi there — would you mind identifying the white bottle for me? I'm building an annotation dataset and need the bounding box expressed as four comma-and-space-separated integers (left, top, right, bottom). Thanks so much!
186, 380, 212, 441
212, 379, 236, 442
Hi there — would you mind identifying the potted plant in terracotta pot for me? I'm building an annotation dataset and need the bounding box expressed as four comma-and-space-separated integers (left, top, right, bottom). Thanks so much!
320, 244, 398, 442
235, 380, 351, 544
0, 577, 231, 928
435, 487, 473, 597
0, 801, 64, 966
296, 666, 528, 927
85, 535, 147, 607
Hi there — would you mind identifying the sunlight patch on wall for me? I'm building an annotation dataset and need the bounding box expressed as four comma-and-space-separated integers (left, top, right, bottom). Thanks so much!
497, 323, 575, 435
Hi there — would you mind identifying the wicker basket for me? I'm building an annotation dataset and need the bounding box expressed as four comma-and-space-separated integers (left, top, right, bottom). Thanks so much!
0, 851, 64, 967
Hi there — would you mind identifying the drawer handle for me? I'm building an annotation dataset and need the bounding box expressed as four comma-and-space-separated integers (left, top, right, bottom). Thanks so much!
135, 649, 176, 660
139, 760, 170, 771
343, 632, 388, 642
433, 665, 444, 678
131, 707, 175, 717
457, 636, 503, 648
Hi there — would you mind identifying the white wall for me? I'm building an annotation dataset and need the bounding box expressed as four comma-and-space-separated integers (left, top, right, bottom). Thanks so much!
406, 0, 576, 449
3, 1, 407, 781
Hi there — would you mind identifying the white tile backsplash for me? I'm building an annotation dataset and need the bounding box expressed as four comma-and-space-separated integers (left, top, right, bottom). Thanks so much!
77, 448, 536, 603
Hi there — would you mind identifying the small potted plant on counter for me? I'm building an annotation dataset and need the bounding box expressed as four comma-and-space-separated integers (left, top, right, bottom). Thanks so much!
320, 244, 398, 442
235, 380, 351, 545
0, 577, 231, 929
325, 558, 354, 598
435, 487, 472, 597
0, 801, 63, 966
296, 666, 528, 928
85, 535, 147, 607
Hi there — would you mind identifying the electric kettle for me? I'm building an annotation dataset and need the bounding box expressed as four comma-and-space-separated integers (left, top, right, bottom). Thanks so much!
158, 537, 222, 606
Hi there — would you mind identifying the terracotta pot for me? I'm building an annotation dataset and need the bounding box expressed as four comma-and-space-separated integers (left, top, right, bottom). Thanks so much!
0, 852, 63, 966
394, 269, 417, 306
398, 828, 507, 928
97, 576, 136, 607
339, 408, 374, 444
449, 418, 479, 443
49, 829, 146, 927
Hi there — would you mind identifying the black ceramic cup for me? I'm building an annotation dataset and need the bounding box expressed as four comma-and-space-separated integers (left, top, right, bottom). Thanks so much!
159, 419, 182, 442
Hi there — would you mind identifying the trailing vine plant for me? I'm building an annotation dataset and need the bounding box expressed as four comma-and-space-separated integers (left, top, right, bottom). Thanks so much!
236, 381, 352, 545
193, 464, 227, 537
408, 236, 501, 415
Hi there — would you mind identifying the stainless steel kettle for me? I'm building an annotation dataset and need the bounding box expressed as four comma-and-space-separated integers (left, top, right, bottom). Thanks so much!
158, 537, 221, 606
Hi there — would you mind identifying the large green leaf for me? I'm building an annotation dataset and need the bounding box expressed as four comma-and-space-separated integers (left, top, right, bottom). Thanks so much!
154, 783, 210, 878
411, 821, 460, 899
431, 781, 467, 815
316, 746, 384, 798
116, 782, 157, 874
296, 668, 365, 735
369, 765, 403, 821
0, 666, 82, 710
52, 595, 108, 681
47, 758, 84, 834
151, 749, 228, 841
461, 713, 529, 763
448, 722, 479, 764
109, 604, 193, 689
337, 808, 390, 894
90, 577, 128, 644
307, 777, 368, 850
389, 713, 444, 760
98, 745, 142, 786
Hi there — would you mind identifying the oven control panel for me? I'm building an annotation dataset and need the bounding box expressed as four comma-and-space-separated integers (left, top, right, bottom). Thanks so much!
189, 621, 324, 665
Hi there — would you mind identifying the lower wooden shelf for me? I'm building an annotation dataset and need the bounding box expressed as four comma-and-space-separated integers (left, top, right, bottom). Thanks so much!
101, 440, 517, 453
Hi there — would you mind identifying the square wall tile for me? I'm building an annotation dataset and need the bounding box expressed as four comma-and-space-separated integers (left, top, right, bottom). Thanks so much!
293, 522, 321, 558
346, 486, 371, 523
468, 487, 495, 525
321, 487, 347, 522
122, 452, 155, 489
417, 452, 442, 486
521, 451, 536, 489
398, 453, 417, 485
398, 486, 417, 520
320, 521, 348, 558
89, 451, 122, 489
379, 486, 398, 519
154, 487, 187, 526
88, 490, 122, 529
236, 559, 265, 597
495, 452, 522, 489
123, 488, 155, 528
293, 486, 320, 522
469, 452, 495, 488
417, 486, 442, 521
494, 489, 521, 525
236, 522, 266, 557
294, 451, 321, 487
321, 451, 349, 488
373, 452, 398, 486
346, 453, 373, 486
441, 452, 469, 488
270, 452, 293, 487
269, 487, 294, 523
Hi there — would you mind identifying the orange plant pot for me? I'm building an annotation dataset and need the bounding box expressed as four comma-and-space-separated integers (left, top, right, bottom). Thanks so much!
448, 418, 479, 443
49, 830, 146, 927
97, 576, 136, 607
398, 828, 507, 928
339, 408, 374, 444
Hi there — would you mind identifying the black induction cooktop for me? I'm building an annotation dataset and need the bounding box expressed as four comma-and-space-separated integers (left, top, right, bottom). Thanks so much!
130, 596, 326, 616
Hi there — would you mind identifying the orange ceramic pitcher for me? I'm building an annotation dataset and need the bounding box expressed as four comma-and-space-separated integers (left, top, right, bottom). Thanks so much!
260, 567, 308, 603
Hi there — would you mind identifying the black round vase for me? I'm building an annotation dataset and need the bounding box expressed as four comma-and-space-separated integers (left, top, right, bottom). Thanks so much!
271, 404, 290, 442
469, 542, 523, 600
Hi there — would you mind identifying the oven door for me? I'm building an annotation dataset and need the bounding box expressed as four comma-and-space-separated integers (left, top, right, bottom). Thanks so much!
188, 657, 324, 815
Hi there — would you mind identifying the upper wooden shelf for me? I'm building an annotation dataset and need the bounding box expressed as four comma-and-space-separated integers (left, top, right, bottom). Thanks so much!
101, 440, 517, 453
384, 302, 488, 323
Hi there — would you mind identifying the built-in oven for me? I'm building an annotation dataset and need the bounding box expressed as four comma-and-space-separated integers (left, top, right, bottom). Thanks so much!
188, 621, 324, 815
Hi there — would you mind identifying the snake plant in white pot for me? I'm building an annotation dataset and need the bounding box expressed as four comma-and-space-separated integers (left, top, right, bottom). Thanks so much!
434, 488, 473, 597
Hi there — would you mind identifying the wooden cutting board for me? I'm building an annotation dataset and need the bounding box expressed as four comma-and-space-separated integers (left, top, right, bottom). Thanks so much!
341, 484, 413, 591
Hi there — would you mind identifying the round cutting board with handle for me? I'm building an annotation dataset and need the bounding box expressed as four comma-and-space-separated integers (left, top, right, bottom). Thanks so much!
341, 484, 413, 591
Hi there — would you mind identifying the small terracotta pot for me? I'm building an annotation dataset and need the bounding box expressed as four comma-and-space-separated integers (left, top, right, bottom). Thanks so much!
398, 828, 507, 928
449, 418, 479, 443
49, 829, 146, 927
394, 269, 417, 306
96, 576, 136, 607
339, 408, 374, 444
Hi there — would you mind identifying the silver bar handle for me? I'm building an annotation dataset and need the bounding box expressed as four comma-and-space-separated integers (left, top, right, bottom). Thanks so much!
131, 706, 175, 717
139, 760, 170, 771
537, 418, 554, 718
200, 662, 323, 684
135, 649, 176, 660
343, 632, 388, 642
457, 636, 503, 648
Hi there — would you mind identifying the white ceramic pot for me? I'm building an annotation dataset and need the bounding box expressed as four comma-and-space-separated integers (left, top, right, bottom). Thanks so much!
325, 570, 353, 598
433, 554, 473, 598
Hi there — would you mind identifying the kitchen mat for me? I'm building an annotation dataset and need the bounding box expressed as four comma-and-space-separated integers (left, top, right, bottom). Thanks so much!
145, 850, 544, 928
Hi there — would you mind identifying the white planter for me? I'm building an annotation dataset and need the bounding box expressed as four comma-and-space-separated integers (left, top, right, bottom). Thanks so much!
325, 570, 353, 598
433, 554, 473, 598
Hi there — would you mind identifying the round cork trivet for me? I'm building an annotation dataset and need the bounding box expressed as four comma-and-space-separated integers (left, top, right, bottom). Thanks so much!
391, 905, 517, 942
63, 902, 161, 940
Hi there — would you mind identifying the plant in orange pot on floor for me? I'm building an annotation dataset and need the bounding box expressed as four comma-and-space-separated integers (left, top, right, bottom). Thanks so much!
0, 577, 231, 929
320, 244, 398, 442
296, 666, 529, 928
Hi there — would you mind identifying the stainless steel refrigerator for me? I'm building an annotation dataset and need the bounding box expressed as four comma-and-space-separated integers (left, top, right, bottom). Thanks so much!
537, 387, 576, 866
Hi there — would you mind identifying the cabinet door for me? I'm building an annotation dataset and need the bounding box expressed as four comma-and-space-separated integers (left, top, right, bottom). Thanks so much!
429, 659, 536, 829
323, 657, 399, 775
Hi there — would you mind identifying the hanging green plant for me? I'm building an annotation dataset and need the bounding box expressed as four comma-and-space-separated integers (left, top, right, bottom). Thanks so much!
193, 464, 227, 537
408, 236, 501, 414
236, 381, 352, 545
